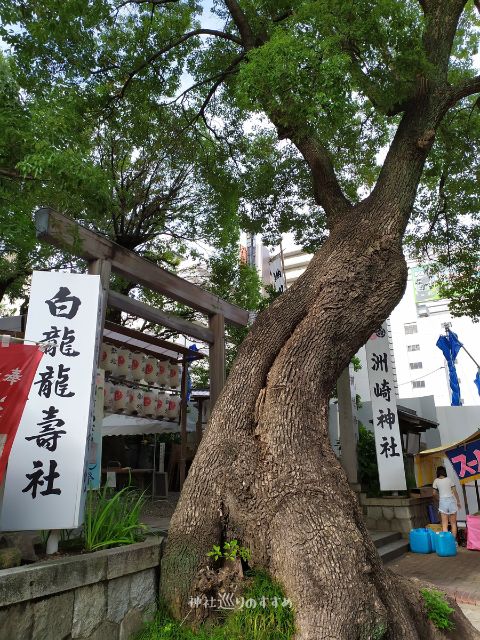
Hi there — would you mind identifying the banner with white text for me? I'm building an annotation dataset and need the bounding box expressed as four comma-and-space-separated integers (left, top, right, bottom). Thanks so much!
0, 344, 44, 483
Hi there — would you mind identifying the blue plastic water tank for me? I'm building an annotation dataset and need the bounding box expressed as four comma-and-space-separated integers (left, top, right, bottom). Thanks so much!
436, 532, 457, 557
427, 528, 438, 552
409, 528, 433, 554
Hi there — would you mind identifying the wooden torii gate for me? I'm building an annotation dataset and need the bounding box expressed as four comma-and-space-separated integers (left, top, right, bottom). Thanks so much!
35, 208, 249, 484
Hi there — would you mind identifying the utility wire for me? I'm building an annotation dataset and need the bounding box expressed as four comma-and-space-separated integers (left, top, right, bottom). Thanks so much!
398, 366, 445, 386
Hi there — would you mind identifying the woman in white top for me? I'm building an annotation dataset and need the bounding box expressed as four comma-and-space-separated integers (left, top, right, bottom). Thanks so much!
433, 465, 461, 538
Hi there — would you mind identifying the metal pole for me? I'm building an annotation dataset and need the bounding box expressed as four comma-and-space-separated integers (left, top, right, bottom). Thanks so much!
152, 433, 157, 503
196, 398, 204, 450
179, 357, 188, 489
475, 480, 480, 512
279, 241, 287, 290
462, 346, 480, 369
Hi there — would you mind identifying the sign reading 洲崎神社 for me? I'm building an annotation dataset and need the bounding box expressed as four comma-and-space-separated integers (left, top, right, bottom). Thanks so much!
269, 255, 286, 293
0, 271, 102, 530
365, 323, 406, 491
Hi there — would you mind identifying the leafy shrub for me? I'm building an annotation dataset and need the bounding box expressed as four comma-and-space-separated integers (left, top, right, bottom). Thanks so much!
83, 484, 147, 551
420, 588, 455, 631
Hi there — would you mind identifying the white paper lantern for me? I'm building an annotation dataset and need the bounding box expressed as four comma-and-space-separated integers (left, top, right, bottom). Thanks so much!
123, 387, 136, 415
116, 348, 131, 377
102, 344, 118, 374
130, 352, 145, 381
144, 356, 158, 386
169, 363, 180, 389
166, 394, 181, 420
113, 384, 128, 412
155, 391, 169, 419
104, 380, 114, 411
157, 360, 170, 386
141, 389, 157, 417
132, 389, 144, 415
100, 343, 109, 368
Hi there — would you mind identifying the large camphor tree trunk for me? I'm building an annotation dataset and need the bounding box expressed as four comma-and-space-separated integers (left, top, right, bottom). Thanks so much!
161, 209, 476, 638
161, 2, 480, 637
161, 206, 477, 639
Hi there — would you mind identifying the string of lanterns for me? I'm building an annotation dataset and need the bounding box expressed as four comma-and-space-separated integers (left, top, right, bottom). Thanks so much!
101, 343, 182, 420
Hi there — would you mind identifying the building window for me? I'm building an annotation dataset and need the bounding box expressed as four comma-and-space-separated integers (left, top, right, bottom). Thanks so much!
409, 362, 423, 370
412, 380, 426, 389
407, 344, 420, 352
404, 323, 418, 335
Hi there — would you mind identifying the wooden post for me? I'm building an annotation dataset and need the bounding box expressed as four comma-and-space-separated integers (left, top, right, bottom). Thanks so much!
87, 258, 111, 366
209, 313, 225, 408
337, 367, 358, 485
179, 357, 188, 489
196, 398, 204, 450
462, 483, 469, 515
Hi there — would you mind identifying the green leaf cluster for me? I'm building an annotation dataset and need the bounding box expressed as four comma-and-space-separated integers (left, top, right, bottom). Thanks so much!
207, 539, 251, 562
420, 588, 455, 631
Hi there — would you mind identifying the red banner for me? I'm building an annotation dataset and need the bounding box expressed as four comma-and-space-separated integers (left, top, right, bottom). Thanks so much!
0, 344, 44, 483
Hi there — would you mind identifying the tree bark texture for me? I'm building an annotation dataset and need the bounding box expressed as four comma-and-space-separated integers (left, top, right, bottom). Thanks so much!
161, 201, 479, 639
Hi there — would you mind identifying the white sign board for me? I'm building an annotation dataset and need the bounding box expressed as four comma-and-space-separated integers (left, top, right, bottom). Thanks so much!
0, 271, 102, 530
365, 323, 406, 491
269, 255, 286, 293
349, 364, 359, 443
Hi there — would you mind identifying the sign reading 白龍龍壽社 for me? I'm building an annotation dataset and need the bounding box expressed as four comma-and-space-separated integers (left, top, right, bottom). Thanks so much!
365, 323, 406, 491
0, 271, 102, 530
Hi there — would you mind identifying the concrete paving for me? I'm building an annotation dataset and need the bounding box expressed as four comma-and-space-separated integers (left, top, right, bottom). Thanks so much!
459, 604, 480, 632
388, 547, 480, 606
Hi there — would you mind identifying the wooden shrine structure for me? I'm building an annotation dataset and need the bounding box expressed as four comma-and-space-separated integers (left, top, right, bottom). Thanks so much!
32, 207, 249, 486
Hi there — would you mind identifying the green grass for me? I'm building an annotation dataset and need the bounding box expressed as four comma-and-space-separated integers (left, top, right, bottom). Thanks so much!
136, 571, 295, 640
83, 484, 147, 551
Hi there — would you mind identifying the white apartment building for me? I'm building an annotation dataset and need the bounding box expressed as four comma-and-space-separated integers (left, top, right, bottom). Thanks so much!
355, 263, 480, 408
278, 248, 480, 409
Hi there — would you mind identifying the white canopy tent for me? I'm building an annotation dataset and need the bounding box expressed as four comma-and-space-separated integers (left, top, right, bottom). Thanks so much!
102, 404, 199, 437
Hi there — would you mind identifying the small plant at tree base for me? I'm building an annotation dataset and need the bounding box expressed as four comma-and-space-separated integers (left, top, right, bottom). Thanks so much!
207, 540, 251, 563
420, 588, 455, 631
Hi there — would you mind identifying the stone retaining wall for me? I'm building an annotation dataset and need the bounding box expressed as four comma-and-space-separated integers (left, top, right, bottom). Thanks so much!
361, 494, 431, 537
0, 537, 163, 640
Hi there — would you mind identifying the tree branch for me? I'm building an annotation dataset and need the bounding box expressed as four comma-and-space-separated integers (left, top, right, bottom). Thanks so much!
291, 136, 353, 221
115, 0, 179, 10
224, 0, 256, 49
448, 75, 480, 106
344, 40, 412, 116
0, 167, 41, 181
421, 0, 469, 77
117, 28, 242, 97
